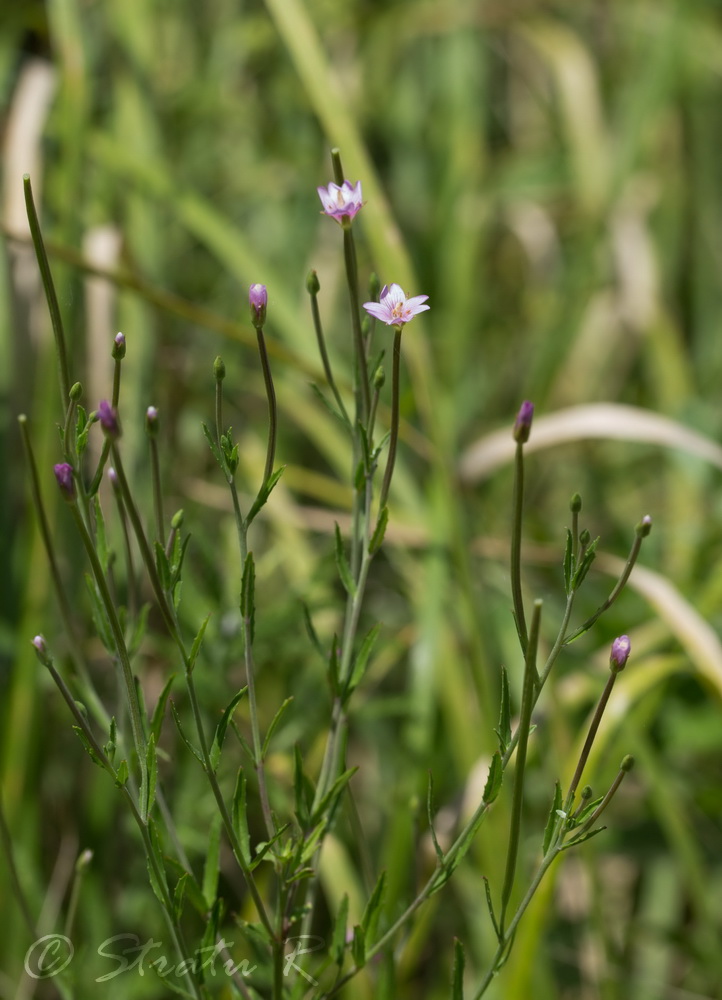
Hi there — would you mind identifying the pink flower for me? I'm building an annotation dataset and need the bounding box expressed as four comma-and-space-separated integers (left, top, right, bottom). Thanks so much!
317, 180, 364, 223
362, 283, 430, 328
53, 462, 76, 500
609, 635, 631, 673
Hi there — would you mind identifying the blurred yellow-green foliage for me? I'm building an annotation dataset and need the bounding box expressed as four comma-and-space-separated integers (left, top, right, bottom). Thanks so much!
2, 0, 722, 998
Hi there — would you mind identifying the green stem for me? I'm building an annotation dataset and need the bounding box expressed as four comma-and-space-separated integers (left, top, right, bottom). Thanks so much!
565, 669, 618, 810
342, 227, 370, 424
149, 433, 165, 543
256, 326, 277, 486
510, 441, 528, 652
23, 175, 71, 406
308, 284, 350, 426
378, 327, 402, 512
499, 600, 541, 933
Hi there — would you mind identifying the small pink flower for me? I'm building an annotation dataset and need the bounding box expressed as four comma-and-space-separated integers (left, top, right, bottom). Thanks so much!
610, 635, 631, 673
97, 400, 120, 437
362, 283, 430, 328
317, 180, 364, 223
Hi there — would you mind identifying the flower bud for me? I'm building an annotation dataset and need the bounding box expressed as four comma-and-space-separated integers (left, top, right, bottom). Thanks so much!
145, 405, 159, 436
513, 401, 534, 444
53, 462, 76, 500
214, 356, 226, 382
171, 509, 184, 529
635, 514, 652, 538
579, 528, 591, 547
32, 635, 47, 657
570, 493, 582, 513
609, 635, 631, 673
306, 269, 320, 295
249, 283, 267, 329
620, 754, 635, 773
373, 365, 386, 390
97, 400, 120, 438
112, 332, 126, 360
108, 467, 119, 489
69, 381, 82, 402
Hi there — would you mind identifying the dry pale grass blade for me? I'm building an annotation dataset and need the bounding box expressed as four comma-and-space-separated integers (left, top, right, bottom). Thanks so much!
459, 403, 722, 482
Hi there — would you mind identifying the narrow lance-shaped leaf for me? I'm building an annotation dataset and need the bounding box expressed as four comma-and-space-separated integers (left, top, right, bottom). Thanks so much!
210, 688, 248, 772
241, 553, 255, 645
346, 624, 381, 697
543, 781, 563, 855
427, 771, 445, 866
451, 938, 466, 1000
334, 523, 356, 597
232, 768, 251, 865
331, 894, 350, 965
202, 815, 222, 910
170, 700, 204, 765
368, 505, 389, 555
188, 614, 210, 674
151, 674, 176, 743
495, 666, 511, 754
262, 697, 294, 758
482, 752, 503, 805
246, 466, 284, 526
361, 871, 386, 946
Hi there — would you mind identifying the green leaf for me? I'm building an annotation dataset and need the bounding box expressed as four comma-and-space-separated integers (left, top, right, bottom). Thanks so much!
294, 745, 313, 828
426, 772, 445, 866
563, 527, 574, 595
571, 795, 605, 827
331, 894, 349, 965
494, 666, 512, 754
165, 857, 207, 918
345, 625, 380, 698
241, 553, 255, 644
334, 523, 356, 597
188, 614, 210, 673
128, 603, 151, 657
141, 734, 158, 820
262, 697, 293, 758
351, 925, 365, 969
571, 536, 600, 590
482, 877, 501, 942
327, 634, 340, 696
114, 759, 129, 787
482, 752, 503, 805
84, 574, 114, 653
75, 405, 91, 457
155, 540, 171, 591
104, 716, 117, 764
302, 603, 324, 661
173, 872, 187, 923
430, 803, 489, 896
170, 700, 204, 765
210, 688, 248, 772
72, 726, 104, 767
145, 819, 168, 907
309, 381, 349, 429
232, 769, 251, 865
202, 422, 223, 467
311, 767, 358, 826
202, 816, 222, 909
150, 675, 176, 744
368, 506, 389, 555
361, 871, 386, 946
250, 824, 289, 870
451, 938, 465, 1000
93, 495, 109, 574
246, 465, 285, 526
562, 826, 607, 850
543, 782, 563, 855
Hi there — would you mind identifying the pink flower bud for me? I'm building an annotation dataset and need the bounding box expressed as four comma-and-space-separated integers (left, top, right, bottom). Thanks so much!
513, 401, 534, 443
610, 635, 631, 673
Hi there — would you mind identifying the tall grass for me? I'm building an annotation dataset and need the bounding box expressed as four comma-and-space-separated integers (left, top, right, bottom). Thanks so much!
2, 1, 722, 997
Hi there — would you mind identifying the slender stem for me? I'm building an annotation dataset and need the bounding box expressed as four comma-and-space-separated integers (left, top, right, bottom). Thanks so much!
565, 530, 645, 644
149, 434, 165, 542
68, 502, 149, 792
0, 793, 37, 937
510, 441, 528, 652
575, 761, 631, 835
23, 174, 71, 406
309, 286, 350, 425
342, 228, 370, 424
378, 327, 402, 512
256, 326, 277, 486
500, 600, 541, 933
565, 670, 618, 809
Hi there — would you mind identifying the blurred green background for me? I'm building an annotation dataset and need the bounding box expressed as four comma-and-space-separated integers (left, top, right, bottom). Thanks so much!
2, 0, 722, 997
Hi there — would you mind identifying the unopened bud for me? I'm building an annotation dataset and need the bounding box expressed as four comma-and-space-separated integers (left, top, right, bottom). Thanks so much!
171, 509, 184, 529
112, 332, 126, 360
579, 528, 591, 547
609, 635, 631, 673
69, 382, 82, 402
373, 365, 386, 390
214, 356, 226, 382
513, 401, 534, 444
570, 493, 582, 513
97, 400, 120, 438
53, 462, 76, 501
635, 514, 652, 538
620, 754, 635, 773
306, 269, 320, 295
249, 283, 267, 329
145, 406, 159, 436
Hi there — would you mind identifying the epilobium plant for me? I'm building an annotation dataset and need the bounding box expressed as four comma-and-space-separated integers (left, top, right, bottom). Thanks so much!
14, 151, 653, 999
